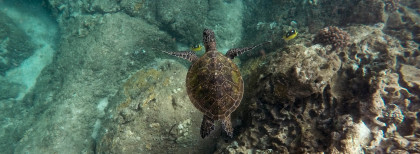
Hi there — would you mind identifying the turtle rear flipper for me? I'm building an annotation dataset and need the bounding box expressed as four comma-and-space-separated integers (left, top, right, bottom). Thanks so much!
221, 115, 233, 138
200, 115, 215, 138
225, 41, 271, 59
164, 51, 198, 62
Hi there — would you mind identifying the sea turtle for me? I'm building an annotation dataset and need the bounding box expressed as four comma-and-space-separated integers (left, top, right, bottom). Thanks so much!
165, 29, 270, 138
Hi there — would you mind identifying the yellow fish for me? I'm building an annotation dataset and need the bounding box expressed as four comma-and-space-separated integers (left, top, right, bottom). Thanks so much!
283, 29, 298, 41
191, 44, 203, 52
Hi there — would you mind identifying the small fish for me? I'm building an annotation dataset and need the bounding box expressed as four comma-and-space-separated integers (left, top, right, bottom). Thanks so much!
190, 44, 203, 52
290, 20, 298, 27
283, 29, 298, 41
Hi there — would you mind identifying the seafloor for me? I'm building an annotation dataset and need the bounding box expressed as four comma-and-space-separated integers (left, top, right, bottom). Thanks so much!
0, 0, 419, 153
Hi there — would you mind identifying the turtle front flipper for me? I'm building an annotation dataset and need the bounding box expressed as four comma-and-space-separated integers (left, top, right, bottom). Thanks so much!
164, 51, 198, 62
200, 115, 215, 138
225, 41, 271, 59
221, 115, 233, 138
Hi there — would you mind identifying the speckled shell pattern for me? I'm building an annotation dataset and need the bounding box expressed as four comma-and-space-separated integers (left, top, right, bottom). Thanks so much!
186, 50, 244, 120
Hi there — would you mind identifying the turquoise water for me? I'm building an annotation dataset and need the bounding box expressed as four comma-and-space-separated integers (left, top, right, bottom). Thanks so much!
0, 0, 419, 153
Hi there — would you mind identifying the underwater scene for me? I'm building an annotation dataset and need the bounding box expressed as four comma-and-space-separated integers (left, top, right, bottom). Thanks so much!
0, 0, 419, 153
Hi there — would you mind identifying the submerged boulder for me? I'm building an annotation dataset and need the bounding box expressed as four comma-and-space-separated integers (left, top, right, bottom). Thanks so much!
0, 12, 36, 75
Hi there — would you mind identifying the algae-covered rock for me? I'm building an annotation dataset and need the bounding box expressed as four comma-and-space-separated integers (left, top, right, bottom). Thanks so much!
11, 10, 177, 153
0, 78, 25, 99
154, 0, 245, 50
400, 64, 420, 90
97, 59, 218, 153
349, 0, 386, 24
5, 0, 420, 153
0, 12, 36, 75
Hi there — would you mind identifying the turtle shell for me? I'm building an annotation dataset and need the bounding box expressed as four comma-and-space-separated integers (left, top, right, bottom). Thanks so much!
186, 50, 244, 120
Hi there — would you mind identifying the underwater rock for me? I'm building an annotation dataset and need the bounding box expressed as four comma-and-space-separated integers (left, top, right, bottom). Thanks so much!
10, 9, 178, 153
0, 78, 25, 99
97, 59, 218, 153
47, 0, 121, 16
155, 0, 245, 51
413, 24, 420, 44
48, 0, 245, 52
333, 115, 371, 154
400, 64, 420, 94
88, 0, 121, 13
348, 0, 386, 24
385, 0, 401, 12
0, 12, 36, 75
400, 64, 420, 88
386, 12, 404, 30
120, 0, 155, 20
154, 0, 207, 45
382, 2, 420, 48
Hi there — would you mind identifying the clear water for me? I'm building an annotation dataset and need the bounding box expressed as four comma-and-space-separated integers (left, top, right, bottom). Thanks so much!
0, 0, 419, 153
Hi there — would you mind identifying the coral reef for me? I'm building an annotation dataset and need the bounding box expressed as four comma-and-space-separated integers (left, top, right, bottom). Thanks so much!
216, 24, 420, 153
217, 44, 342, 153
313, 26, 350, 50
367, 70, 420, 153
2, 0, 419, 153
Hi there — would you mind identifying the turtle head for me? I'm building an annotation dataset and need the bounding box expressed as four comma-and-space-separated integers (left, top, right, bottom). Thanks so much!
203, 29, 216, 52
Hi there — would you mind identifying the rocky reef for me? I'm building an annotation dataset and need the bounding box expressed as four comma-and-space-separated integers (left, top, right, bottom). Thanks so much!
313, 26, 350, 50
216, 22, 420, 154
0, 11, 35, 75
0, 0, 419, 153
96, 60, 218, 153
